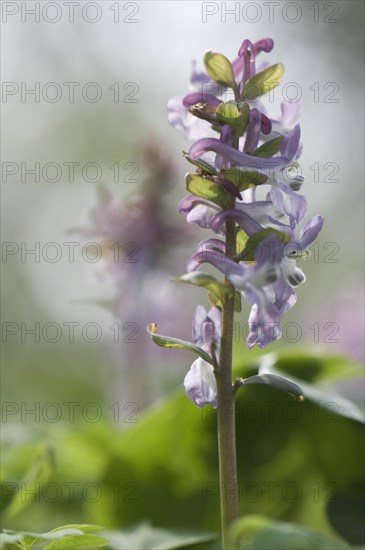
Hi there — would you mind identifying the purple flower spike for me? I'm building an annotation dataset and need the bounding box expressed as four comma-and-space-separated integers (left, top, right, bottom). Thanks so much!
166, 36, 323, 365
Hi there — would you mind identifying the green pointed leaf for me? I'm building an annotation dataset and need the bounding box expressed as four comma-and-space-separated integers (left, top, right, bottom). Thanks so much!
258, 353, 365, 424
147, 324, 213, 365
229, 515, 350, 549
238, 228, 290, 261
183, 152, 218, 176
3, 446, 54, 520
174, 271, 233, 303
43, 534, 107, 549
241, 63, 284, 101
216, 101, 249, 136
204, 51, 235, 87
240, 374, 304, 400
185, 173, 231, 209
224, 168, 267, 191
254, 136, 284, 158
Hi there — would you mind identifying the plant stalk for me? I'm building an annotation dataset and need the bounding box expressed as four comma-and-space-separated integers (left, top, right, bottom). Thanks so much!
216, 218, 238, 549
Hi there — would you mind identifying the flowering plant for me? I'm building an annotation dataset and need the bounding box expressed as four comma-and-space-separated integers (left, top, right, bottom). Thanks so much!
149, 38, 323, 548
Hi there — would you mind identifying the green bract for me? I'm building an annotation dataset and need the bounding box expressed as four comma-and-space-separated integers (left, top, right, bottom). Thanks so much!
174, 271, 236, 309
204, 50, 235, 87
185, 173, 231, 209
224, 167, 267, 191
146, 324, 213, 365
241, 63, 284, 101
216, 101, 250, 136
254, 136, 284, 158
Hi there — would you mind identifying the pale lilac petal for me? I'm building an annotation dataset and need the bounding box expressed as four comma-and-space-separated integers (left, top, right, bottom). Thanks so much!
167, 96, 186, 129
207, 306, 222, 335
178, 194, 217, 215
272, 278, 297, 314
280, 124, 301, 159
192, 305, 208, 343
270, 101, 300, 135
184, 358, 217, 408
183, 93, 221, 108
270, 183, 307, 223
167, 96, 211, 140
197, 238, 226, 254
296, 215, 324, 250
211, 207, 264, 236
189, 127, 300, 170
187, 250, 246, 278
280, 101, 300, 129
190, 60, 211, 85
186, 204, 220, 229
245, 285, 282, 349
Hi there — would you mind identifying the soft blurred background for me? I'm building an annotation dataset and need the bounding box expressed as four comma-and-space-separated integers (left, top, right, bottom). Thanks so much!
1, 1, 364, 548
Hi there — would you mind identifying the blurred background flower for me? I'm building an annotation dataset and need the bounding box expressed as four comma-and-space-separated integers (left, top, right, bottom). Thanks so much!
72, 141, 195, 407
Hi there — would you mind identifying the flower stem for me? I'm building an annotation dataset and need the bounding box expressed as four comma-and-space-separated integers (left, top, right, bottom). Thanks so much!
216, 218, 238, 549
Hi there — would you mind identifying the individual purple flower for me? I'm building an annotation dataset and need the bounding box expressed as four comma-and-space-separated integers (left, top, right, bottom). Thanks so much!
184, 306, 221, 407
211, 208, 324, 289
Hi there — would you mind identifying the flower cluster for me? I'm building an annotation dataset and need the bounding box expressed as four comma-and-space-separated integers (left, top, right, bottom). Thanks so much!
167, 38, 323, 407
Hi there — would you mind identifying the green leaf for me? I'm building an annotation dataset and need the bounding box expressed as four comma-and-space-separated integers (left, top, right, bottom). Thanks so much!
43, 534, 107, 549
176, 272, 240, 315
203, 51, 235, 87
0, 528, 92, 550
238, 228, 290, 261
3, 446, 54, 520
254, 136, 284, 158
183, 152, 218, 176
147, 324, 213, 365
50, 526, 106, 535
241, 63, 284, 101
229, 515, 351, 549
216, 101, 249, 136
239, 374, 304, 400
258, 353, 365, 424
174, 272, 234, 306
223, 168, 267, 191
327, 483, 365, 546
185, 174, 231, 209
101, 523, 216, 550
